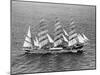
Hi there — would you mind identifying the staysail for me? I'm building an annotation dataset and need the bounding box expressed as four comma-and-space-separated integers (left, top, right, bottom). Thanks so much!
77, 34, 85, 43
62, 33, 68, 42
82, 33, 89, 42
47, 34, 54, 43
54, 18, 63, 47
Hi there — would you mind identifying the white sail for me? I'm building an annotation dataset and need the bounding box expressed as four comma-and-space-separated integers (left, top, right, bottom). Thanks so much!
38, 18, 50, 49
34, 39, 37, 46
25, 36, 31, 43
68, 19, 77, 40
55, 22, 60, 26
54, 30, 62, 35
47, 34, 54, 43
54, 23, 62, 32
39, 39, 48, 48
70, 18, 75, 25
82, 33, 89, 42
39, 37, 48, 48
54, 19, 63, 47
70, 21, 75, 25
54, 33, 62, 40
63, 29, 69, 36
38, 35, 47, 41
77, 34, 85, 43
55, 25, 62, 30
34, 36, 39, 46
35, 37, 39, 45
23, 26, 33, 50
23, 41, 32, 48
38, 30, 48, 36
68, 38, 77, 46
69, 33, 77, 40
69, 29, 76, 35
27, 26, 31, 38
40, 18, 45, 23
70, 24, 76, 29
62, 34, 68, 42
54, 39, 62, 47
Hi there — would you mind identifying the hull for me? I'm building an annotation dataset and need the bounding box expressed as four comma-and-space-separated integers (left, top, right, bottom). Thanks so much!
24, 48, 84, 54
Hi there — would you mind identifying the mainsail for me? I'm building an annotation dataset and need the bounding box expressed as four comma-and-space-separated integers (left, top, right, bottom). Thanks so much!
23, 26, 33, 50
38, 18, 49, 49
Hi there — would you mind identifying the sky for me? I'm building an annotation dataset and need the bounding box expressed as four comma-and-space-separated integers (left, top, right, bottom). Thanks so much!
11, 1, 96, 46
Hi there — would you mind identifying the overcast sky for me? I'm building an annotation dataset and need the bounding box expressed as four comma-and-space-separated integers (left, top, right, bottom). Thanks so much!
11, 1, 96, 44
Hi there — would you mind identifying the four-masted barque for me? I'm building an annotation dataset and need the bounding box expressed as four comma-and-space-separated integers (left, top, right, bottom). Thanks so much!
22, 17, 89, 54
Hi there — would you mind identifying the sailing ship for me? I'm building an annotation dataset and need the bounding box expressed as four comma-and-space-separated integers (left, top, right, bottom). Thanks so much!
22, 17, 89, 54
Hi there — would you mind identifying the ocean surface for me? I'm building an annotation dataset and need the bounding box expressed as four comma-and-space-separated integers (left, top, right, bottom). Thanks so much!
11, 44, 96, 74
11, 1, 96, 74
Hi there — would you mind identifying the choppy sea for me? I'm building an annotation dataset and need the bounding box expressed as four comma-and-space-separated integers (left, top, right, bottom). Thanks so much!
11, 44, 96, 74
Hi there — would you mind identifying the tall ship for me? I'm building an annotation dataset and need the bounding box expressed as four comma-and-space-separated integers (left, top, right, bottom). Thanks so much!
22, 17, 89, 54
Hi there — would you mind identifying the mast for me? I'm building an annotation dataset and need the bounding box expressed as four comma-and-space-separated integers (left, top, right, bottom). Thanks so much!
23, 26, 33, 50
54, 17, 63, 47
37, 18, 49, 49
68, 19, 78, 47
